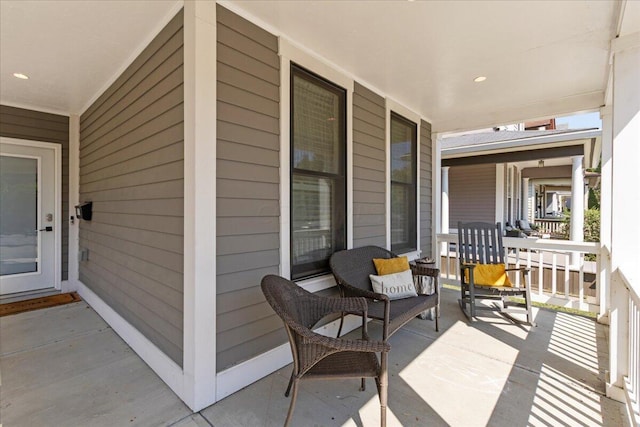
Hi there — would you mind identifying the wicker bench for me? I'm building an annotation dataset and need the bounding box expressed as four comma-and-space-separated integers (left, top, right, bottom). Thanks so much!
329, 246, 440, 341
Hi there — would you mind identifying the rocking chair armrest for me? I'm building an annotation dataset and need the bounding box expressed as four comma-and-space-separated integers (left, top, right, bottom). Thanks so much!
505, 267, 531, 273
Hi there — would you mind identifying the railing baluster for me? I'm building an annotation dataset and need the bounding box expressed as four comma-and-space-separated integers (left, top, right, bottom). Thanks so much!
579, 254, 585, 307
564, 253, 570, 299
538, 251, 544, 296
552, 253, 557, 295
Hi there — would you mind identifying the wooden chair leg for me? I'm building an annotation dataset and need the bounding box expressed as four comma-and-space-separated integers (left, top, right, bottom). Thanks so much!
469, 285, 476, 319
360, 378, 366, 391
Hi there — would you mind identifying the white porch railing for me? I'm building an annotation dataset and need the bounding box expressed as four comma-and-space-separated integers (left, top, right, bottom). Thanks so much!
437, 233, 601, 312
534, 218, 565, 237
620, 269, 640, 426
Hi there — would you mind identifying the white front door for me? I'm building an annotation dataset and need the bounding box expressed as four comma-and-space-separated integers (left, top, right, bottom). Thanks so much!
0, 139, 59, 295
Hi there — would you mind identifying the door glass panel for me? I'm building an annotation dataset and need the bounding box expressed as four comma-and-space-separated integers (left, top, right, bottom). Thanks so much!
0, 155, 38, 275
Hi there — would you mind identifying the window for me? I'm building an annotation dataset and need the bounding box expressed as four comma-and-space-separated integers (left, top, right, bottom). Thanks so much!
390, 113, 417, 253
291, 65, 346, 279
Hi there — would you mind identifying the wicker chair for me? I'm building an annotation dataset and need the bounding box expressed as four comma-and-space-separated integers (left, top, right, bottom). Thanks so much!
458, 222, 535, 325
261, 274, 390, 427
329, 246, 440, 342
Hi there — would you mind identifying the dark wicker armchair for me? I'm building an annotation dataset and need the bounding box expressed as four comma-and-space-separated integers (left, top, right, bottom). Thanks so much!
261, 274, 390, 427
329, 246, 439, 342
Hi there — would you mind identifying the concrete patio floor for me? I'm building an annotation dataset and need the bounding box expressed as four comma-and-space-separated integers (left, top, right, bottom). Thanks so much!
0, 288, 629, 426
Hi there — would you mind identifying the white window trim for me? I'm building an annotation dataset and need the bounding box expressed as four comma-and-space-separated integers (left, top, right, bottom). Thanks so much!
279, 38, 354, 291
385, 98, 421, 259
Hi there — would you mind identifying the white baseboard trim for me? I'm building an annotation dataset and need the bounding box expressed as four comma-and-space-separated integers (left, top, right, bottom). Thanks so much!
216, 314, 363, 402
75, 280, 185, 401
606, 382, 627, 403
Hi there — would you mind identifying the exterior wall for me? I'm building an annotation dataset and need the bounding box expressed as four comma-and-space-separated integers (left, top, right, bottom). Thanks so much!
215, 5, 282, 372
352, 82, 386, 248
449, 163, 496, 226
0, 105, 70, 281
78, 11, 184, 366
419, 120, 433, 258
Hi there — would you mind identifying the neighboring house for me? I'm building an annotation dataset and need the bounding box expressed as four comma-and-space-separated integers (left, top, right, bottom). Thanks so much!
440, 128, 601, 236
0, 1, 637, 421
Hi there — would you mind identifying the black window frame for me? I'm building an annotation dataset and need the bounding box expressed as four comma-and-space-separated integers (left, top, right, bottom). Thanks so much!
390, 112, 417, 254
290, 64, 347, 280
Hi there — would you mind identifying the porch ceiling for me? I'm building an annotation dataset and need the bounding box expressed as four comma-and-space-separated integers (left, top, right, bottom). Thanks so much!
0, 1, 634, 132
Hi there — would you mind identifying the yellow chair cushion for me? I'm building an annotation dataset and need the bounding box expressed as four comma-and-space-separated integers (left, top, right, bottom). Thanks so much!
464, 263, 512, 287
373, 256, 410, 275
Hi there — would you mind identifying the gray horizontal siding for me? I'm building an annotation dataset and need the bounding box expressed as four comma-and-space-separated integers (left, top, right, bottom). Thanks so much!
449, 163, 496, 227
216, 4, 282, 372
0, 105, 70, 281
420, 120, 433, 258
78, 10, 184, 366
353, 82, 386, 248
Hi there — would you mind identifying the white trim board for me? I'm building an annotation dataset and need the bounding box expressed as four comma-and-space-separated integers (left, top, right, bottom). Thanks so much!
216, 314, 363, 401
75, 280, 185, 399
182, 0, 218, 412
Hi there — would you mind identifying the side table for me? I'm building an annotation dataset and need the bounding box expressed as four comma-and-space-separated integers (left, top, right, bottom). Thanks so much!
410, 260, 439, 321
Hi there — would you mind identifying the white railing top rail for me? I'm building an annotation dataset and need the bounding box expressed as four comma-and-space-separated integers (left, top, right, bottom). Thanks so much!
616, 267, 639, 307
437, 233, 600, 253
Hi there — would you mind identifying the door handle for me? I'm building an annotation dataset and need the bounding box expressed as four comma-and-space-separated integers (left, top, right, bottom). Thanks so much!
38, 226, 53, 232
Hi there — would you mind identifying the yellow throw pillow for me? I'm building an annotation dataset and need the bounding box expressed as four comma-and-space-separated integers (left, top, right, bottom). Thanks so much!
464, 263, 512, 287
373, 256, 410, 275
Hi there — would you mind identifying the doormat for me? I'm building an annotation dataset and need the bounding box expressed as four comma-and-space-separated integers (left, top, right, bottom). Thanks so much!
0, 292, 82, 317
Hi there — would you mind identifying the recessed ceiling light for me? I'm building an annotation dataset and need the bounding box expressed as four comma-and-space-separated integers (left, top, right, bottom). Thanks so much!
13, 73, 29, 80
474, 76, 487, 83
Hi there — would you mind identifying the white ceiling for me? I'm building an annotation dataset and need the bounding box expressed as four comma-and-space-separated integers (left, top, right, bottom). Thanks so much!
1, 1, 636, 133
0, 0, 181, 115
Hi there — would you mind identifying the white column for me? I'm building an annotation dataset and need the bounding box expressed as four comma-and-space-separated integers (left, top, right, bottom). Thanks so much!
183, 0, 217, 411
610, 36, 640, 286
607, 32, 640, 402
598, 106, 613, 323
441, 166, 450, 233
521, 177, 530, 222
570, 155, 584, 265
440, 165, 450, 258
432, 133, 442, 260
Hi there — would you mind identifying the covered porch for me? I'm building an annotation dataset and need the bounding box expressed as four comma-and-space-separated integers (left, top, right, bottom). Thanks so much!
1, 288, 628, 426
1, 0, 639, 425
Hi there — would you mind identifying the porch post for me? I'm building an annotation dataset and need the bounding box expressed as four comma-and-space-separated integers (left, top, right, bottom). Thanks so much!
441, 166, 450, 234
570, 155, 584, 266
606, 31, 640, 403
598, 106, 612, 324
521, 177, 530, 223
